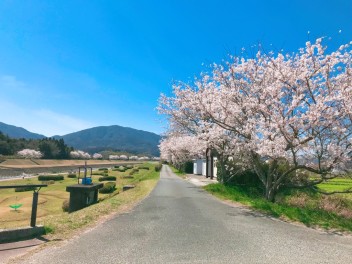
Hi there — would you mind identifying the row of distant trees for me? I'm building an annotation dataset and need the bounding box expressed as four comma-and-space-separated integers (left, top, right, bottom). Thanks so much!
0, 132, 160, 160
0, 132, 72, 159
16, 149, 160, 160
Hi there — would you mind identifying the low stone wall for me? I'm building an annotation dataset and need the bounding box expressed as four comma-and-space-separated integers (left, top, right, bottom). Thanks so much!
0, 226, 45, 243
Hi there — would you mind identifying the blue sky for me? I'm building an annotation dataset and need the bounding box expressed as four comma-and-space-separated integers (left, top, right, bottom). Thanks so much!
0, 0, 351, 136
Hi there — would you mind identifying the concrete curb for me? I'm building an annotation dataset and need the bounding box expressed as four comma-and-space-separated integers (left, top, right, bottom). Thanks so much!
0, 225, 45, 243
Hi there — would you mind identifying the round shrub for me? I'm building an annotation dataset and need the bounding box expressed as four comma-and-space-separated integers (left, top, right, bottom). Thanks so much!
138, 166, 150, 170
99, 182, 116, 194
67, 173, 77, 178
126, 165, 133, 169
62, 199, 70, 212
98, 176, 117, 182
38, 175, 64, 181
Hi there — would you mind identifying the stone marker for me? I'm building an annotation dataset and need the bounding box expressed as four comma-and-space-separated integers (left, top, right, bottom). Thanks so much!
122, 185, 135, 191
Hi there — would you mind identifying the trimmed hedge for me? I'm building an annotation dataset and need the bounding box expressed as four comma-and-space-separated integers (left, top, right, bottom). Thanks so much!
15, 185, 37, 192
99, 182, 116, 194
67, 173, 77, 178
98, 168, 108, 171
129, 168, 139, 176
138, 166, 150, 170
98, 176, 117, 182
113, 166, 127, 172
92, 171, 105, 175
155, 164, 162, 172
38, 175, 64, 181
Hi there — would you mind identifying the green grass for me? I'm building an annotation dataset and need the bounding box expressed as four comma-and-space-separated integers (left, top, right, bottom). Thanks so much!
170, 166, 186, 179
0, 163, 160, 234
204, 183, 352, 232
43, 163, 160, 239
317, 177, 352, 193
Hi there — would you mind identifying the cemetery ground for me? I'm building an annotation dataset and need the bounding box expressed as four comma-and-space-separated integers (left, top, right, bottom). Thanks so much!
0, 163, 160, 240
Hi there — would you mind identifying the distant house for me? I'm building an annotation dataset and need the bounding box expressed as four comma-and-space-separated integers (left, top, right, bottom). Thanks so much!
192, 148, 218, 179
193, 159, 204, 175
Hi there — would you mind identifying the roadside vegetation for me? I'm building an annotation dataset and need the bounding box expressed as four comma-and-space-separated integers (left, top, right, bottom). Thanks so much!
205, 175, 352, 232
0, 163, 160, 239
170, 165, 187, 179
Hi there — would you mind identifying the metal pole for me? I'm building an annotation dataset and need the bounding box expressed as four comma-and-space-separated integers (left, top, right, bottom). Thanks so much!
30, 191, 39, 227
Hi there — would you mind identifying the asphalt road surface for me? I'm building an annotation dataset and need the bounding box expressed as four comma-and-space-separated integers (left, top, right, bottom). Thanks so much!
21, 165, 352, 264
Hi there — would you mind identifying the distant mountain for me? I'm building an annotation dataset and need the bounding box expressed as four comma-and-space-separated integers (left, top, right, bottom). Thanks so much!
55, 125, 161, 156
0, 122, 45, 139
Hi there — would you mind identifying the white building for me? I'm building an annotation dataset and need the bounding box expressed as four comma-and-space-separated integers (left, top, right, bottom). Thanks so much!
192, 148, 218, 179
193, 159, 204, 175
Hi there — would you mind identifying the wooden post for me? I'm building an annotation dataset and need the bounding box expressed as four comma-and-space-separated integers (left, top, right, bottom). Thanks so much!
30, 191, 39, 227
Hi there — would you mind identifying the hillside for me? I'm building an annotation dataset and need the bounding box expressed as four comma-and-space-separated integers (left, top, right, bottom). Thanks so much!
0, 122, 161, 156
0, 122, 45, 139
55, 125, 161, 156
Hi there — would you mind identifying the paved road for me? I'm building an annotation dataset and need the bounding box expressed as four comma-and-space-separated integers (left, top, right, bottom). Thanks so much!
20, 165, 352, 264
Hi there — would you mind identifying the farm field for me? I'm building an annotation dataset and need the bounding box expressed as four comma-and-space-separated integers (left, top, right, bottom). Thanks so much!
0, 163, 158, 230
317, 177, 352, 194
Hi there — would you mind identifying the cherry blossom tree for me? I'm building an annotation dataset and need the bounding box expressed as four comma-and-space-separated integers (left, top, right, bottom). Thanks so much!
109, 155, 119, 160
159, 38, 352, 201
92, 153, 103, 159
17, 149, 43, 159
70, 150, 91, 159
119, 155, 128, 160
159, 133, 207, 166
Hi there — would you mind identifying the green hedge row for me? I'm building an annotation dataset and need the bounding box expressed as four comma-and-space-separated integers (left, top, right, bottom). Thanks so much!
155, 164, 162, 172
99, 182, 116, 194
15, 185, 37, 192
98, 176, 117, 181
38, 175, 64, 181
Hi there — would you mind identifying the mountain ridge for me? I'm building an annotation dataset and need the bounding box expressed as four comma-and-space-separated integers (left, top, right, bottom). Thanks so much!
0, 122, 161, 156
0, 122, 46, 139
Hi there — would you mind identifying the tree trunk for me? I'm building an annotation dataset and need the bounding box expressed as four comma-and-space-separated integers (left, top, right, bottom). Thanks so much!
265, 186, 276, 202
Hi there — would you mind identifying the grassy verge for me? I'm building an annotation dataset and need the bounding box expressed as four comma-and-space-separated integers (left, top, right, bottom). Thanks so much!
170, 165, 186, 179
0, 163, 160, 239
204, 183, 352, 232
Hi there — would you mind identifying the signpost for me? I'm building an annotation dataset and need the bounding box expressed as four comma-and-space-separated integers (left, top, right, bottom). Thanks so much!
0, 184, 47, 227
